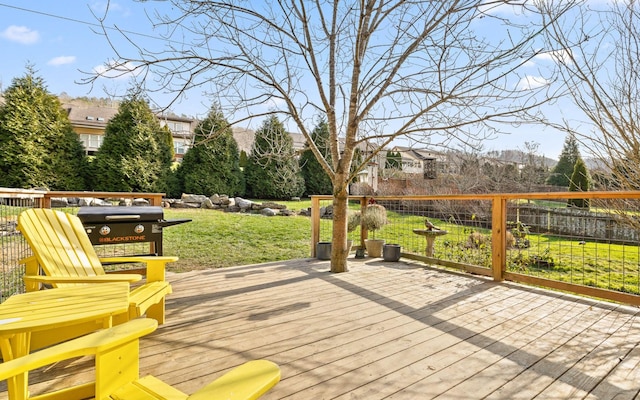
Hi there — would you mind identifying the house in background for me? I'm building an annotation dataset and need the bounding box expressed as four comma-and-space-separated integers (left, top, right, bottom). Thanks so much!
157, 114, 197, 160
63, 102, 197, 161
388, 146, 451, 179
64, 105, 118, 156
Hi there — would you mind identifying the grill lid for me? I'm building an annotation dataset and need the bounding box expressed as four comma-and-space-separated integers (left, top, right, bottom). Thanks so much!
77, 206, 164, 223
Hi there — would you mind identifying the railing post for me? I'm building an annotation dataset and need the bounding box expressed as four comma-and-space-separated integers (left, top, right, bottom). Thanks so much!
310, 196, 321, 257
491, 195, 506, 281
360, 197, 368, 248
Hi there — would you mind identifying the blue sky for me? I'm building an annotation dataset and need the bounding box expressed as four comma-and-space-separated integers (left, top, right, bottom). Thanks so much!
0, 1, 609, 160
0, 1, 198, 113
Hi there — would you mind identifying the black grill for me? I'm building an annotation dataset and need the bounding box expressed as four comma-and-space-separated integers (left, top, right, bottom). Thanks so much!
77, 206, 190, 256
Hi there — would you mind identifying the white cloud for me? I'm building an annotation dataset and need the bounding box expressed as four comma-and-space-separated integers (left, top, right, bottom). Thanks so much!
47, 56, 76, 66
90, 1, 131, 17
1, 25, 39, 44
93, 61, 141, 79
535, 49, 573, 65
517, 75, 550, 90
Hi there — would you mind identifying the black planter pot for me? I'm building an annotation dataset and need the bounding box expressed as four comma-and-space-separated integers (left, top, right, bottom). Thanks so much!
316, 241, 332, 260
383, 244, 401, 262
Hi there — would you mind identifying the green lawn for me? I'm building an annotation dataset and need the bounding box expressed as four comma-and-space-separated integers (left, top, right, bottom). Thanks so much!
163, 206, 312, 271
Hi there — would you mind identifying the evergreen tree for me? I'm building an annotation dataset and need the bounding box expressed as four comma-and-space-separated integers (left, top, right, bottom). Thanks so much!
568, 156, 591, 208
547, 134, 580, 187
176, 107, 244, 196
300, 119, 332, 196
239, 150, 249, 169
245, 116, 304, 199
385, 151, 402, 170
92, 92, 170, 192
0, 67, 87, 189
154, 124, 178, 195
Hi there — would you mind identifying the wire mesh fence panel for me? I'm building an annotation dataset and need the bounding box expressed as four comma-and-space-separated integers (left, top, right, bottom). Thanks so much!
505, 197, 640, 295
377, 198, 493, 268
0, 196, 39, 301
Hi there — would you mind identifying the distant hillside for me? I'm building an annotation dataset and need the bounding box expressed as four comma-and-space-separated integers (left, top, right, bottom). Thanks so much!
486, 149, 557, 168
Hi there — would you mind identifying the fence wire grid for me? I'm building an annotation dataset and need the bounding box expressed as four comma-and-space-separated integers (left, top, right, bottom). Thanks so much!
316, 196, 640, 296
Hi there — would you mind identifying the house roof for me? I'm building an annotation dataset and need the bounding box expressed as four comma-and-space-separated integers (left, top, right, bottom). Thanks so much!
232, 127, 256, 153
391, 145, 442, 161
64, 105, 119, 129
232, 127, 309, 154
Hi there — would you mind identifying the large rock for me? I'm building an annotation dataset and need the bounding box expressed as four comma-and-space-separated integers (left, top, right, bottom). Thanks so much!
260, 208, 277, 216
79, 197, 111, 206
261, 201, 287, 210
235, 197, 254, 210
50, 197, 69, 208
171, 200, 201, 208
202, 198, 215, 209
181, 193, 208, 204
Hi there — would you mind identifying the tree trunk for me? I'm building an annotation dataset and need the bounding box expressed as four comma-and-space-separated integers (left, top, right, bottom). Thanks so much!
330, 188, 349, 273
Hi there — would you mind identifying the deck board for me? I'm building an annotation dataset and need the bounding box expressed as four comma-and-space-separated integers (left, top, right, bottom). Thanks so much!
2, 257, 640, 399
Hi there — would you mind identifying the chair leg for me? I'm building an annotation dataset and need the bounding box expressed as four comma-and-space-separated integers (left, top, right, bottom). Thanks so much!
145, 299, 166, 325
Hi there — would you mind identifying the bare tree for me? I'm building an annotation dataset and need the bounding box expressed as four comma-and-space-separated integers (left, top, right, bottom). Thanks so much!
91, 1, 575, 272
543, 0, 640, 190
543, 0, 640, 225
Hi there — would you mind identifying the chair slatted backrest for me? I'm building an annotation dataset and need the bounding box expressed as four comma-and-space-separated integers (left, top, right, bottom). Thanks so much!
18, 208, 106, 286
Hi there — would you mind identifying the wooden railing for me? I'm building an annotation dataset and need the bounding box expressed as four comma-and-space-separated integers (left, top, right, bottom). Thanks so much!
311, 191, 640, 307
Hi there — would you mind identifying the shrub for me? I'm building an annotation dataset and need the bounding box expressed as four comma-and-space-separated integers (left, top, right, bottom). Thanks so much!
361, 204, 387, 239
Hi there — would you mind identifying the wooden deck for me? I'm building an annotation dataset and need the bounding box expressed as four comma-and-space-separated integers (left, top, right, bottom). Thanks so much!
4, 257, 640, 399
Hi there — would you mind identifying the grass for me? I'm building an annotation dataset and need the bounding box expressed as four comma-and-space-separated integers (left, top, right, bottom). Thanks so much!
162, 206, 312, 271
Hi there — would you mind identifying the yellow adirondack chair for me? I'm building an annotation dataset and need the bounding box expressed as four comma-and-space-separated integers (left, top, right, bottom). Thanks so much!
17, 208, 175, 328
0, 318, 281, 400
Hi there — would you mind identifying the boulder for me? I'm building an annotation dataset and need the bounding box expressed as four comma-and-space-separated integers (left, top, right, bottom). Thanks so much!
181, 193, 208, 204
202, 198, 215, 209
50, 197, 69, 208
261, 201, 286, 210
260, 208, 277, 216
235, 197, 254, 210
79, 197, 111, 206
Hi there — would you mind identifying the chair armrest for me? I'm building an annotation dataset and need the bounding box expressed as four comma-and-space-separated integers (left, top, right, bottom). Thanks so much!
23, 274, 142, 284
0, 318, 157, 381
188, 360, 281, 400
100, 256, 178, 282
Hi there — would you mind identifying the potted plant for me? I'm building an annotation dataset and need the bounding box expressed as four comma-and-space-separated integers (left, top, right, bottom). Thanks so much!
361, 203, 387, 257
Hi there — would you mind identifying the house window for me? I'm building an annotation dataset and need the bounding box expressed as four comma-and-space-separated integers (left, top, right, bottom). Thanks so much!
174, 139, 188, 155
79, 134, 104, 150
166, 121, 185, 134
